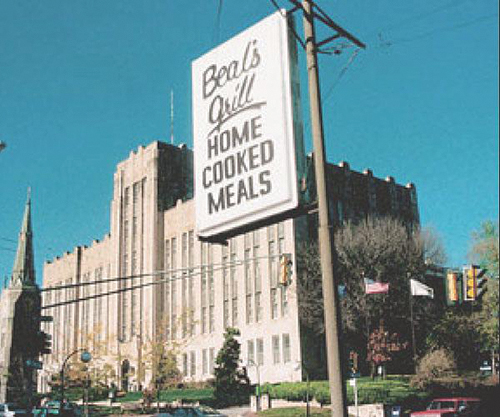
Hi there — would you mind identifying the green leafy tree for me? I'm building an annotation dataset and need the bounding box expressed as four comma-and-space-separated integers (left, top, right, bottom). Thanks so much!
469, 220, 499, 374
425, 311, 481, 370
213, 328, 250, 406
469, 220, 499, 274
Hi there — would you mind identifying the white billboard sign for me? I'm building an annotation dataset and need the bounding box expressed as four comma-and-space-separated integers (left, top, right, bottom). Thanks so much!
192, 11, 300, 238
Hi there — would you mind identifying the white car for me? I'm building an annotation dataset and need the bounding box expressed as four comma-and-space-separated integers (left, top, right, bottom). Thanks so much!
0, 403, 28, 417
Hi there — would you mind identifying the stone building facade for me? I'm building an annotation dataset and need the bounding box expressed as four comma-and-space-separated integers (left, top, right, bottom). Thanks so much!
40, 141, 419, 392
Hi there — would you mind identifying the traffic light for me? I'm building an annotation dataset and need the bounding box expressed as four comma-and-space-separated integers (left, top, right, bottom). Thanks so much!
476, 273, 488, 298
348, 351, 358, 373
279, 253, 293, 286
463, 265, 485, 301
37, 331, 52, 355
446, 271, 460, 305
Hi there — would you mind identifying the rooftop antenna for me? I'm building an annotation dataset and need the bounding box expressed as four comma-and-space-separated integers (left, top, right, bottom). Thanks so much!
170, 89, 174, 145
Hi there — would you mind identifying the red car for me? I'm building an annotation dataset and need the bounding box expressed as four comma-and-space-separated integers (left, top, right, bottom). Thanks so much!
410, 397, 482, 417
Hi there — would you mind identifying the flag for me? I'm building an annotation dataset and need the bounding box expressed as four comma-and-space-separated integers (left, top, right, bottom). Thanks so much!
410, 279, 434, 298
365, 280, 390, 294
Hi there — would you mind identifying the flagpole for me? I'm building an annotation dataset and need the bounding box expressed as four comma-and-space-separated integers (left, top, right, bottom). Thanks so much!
362, 272, 372, 378
408, 273, 417, 371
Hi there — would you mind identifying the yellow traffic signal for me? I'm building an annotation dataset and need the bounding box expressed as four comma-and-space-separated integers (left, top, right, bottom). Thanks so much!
447, 271, 458, 303
463, 265, 477, 301
280, 253, 292, 286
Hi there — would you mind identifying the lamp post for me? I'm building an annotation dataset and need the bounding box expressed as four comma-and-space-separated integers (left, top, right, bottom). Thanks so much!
295, 361, 310, 417
247, 359, 261, 411
60, 349, 91, 406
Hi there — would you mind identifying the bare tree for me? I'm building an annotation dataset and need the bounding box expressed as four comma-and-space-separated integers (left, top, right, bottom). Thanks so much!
296, 216, 447, 372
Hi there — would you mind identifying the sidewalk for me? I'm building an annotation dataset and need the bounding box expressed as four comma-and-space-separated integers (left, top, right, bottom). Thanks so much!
218, 405, 256, 416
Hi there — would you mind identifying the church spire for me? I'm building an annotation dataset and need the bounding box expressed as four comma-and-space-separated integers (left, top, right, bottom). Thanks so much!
10, 188, 36, 287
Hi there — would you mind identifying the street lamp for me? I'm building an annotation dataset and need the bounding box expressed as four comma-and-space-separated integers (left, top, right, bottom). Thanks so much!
60, 349, 92, 406
295, 361, 310, 417
247, 359, 261, 411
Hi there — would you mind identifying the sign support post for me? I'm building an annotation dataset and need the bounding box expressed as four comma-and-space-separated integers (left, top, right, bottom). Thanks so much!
301, 1, 364, 415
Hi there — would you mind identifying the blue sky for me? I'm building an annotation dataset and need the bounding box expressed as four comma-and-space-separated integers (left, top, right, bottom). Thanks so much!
0, 0, 498, 286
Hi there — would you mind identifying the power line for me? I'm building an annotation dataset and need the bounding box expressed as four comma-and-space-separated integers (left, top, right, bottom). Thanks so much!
41, 253, 286, 310
41, 253, 282, 293
0, 246, 16, 253
375, 0, 471, 36
382, 13, 498, 47
322, 48, 360, 101
212, 0, 224, 44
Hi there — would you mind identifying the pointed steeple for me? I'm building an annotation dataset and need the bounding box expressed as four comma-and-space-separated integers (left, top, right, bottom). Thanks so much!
10, 188, 36, 287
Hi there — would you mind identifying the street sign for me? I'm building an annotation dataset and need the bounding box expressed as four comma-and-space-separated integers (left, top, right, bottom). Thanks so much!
26, 359, 43, 370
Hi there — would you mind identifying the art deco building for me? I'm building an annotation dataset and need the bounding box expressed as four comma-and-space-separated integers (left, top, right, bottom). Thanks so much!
40, 141, 419, 392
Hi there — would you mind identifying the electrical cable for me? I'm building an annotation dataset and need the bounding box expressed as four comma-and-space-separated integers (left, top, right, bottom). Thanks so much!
41, 253, 288, 309
41, 253, 284, 293
381, 13, 498, 47
0, 246, 16, 253
212, 0, 224, 44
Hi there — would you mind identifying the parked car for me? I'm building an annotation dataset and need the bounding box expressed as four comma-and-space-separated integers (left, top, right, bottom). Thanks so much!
154, 406, 227, 417
0, 403, 28, 416
32, 401, 82, 417
410, 397, 482, 417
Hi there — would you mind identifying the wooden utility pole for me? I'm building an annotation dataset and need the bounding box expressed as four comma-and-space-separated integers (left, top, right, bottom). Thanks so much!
300, 1, 365, 415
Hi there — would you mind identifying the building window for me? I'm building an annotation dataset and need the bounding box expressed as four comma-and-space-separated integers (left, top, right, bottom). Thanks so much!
278, 222, 288, 317
271, 289, 278, 319
171, 280, 177, 339
230, 239, 238, 326
256, 338, 264, 366
282, 334, 291, 363
268, 228, 278, 320
272, 335, 280, 364
255, 293, 262, 323
209, 305, 215, 333
202, 349, 208, 375
247, 340, 255, 364
209, 348, 215, 374
222, 246, 229, 329
208, 245, 215, 332
246, 295, 253, 324
201, 307, 207, 334
165, 239, 171, 339
171, 237, 177, 339
244, 246, 252, 324
190, 351, 196, 377
181, 233, 187, 338
253, 231, 262, 322
201, 243, 207, 334
188, 230, 195, 336
183, 353, 188, 376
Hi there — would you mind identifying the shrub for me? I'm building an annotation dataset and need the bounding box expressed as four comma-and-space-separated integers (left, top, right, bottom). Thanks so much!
411, 349, 456, 389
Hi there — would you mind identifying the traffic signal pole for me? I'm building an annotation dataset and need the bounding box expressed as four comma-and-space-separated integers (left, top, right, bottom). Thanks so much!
301, 1, 359, 415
